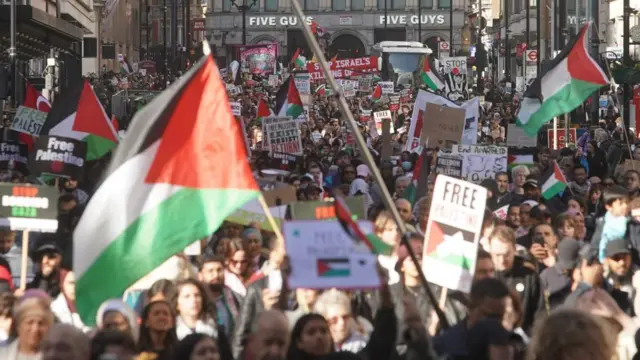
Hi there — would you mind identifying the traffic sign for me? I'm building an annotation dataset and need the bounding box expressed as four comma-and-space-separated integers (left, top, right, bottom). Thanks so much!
439, 42, 450, 50
526, 50, 538, 62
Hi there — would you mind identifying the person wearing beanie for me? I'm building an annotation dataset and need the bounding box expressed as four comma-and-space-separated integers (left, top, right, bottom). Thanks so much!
96, 299, 140, 342
0, 296, 54, 360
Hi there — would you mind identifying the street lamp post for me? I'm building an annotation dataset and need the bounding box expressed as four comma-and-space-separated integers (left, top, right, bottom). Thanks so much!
230, 0, 258, 45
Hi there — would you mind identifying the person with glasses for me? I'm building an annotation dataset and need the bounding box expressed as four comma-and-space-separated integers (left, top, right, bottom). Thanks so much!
223, 239, 252, 297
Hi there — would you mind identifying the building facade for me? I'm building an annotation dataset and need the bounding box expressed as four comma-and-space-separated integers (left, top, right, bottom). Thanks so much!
204, 0, 470, 64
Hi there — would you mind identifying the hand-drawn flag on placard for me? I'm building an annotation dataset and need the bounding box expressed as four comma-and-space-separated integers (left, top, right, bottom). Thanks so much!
425, 221, 476, 271
317, 258, 351, 277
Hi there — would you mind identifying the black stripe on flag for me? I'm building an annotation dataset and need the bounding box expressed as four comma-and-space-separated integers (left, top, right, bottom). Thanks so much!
41, 81, 84, 135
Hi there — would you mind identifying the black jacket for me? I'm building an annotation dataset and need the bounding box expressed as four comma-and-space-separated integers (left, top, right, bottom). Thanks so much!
496, 257, 543, 333
231, 276, 267, 359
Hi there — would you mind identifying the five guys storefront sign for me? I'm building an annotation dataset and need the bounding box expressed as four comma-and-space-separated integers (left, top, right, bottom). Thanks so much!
306, 57, 379, 80
0, 184, 59, 232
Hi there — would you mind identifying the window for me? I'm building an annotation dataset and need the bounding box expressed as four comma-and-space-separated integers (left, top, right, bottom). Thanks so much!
265, 0, 278, 11
420, 0, 432, 8
304, 0, 318, 10
377, 0, 387, 10
438, 0, 449, 8
391, 0, 404, 9
513, 0, 522, 14
83, 38, 97, 57
222, 0, 232, 11
351, 0, 364, 10
332, 0, 346, 10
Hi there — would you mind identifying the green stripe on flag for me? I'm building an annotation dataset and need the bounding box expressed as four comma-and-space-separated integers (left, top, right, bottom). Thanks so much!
366, 233, 393, 256
543, 181, 567, 200
76, 187, 259, 325
86, 134, 118, 161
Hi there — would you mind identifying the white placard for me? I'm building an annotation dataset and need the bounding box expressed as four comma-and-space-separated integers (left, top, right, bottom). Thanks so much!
506, 124, 537, 148
294, 73, 311, 95
451, 145, 508, 183
230, 102, 242, 116
11, 106, 47, 136
379, 81, 394, 94
374, 110, 392, 121
268, 75, 279, 87
284, 221, 381, 289
422, 175, 485, 293
442, 57, 468, 75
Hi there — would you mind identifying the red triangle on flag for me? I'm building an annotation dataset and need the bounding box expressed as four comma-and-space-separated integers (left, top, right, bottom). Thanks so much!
317, 259, 330, 276
73, 81, 118, 143
144, 56, 258, 191
111, 115, 120, 132
553, 161, 567, 184
567, 23, 609, 86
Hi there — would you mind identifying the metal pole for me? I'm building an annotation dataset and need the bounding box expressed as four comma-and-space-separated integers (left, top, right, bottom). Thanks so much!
171, 0, 178, 74
418, 0, 422, 42
623, 0, 630, 128
185, 0, 191, 69
163, 0, 168, 88
9, 0, 16, 108
242, 3, 247, 45
525, 0, 530, 47
504, 0, 510, 81
536, 0, 541, 73
146, 0, 150, 60
590, 0, 600, 124
95, 1, 103, 75
384, 0, 388, 31
449, 2, 453, 54
289, 0, 451, 330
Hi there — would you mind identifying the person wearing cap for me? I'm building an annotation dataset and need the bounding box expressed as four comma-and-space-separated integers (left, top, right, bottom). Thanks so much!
540, 238, 582, 309
305, 183, 323, 201
603, 239, 640, 316
26, 242, 63, 299
522, 178, 541, 203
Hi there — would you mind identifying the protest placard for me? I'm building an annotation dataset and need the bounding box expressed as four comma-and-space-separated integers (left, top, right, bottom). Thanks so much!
29, 136, 86, 179
506, 124, 537, 147
452, 145, 508, 183
11, 106, 47, 136
0, 183, 59, 233
379, 81, 394, 94
230, 102, 242, 116
436, 154, 463, 178
0, 142, 29, 174
266, 118, 302, 155
290, 197, 366, 221
268, 75, 279, 87
422, 175, 486, 293
421, 103, 465, 149
261, 116, 288, 150
294, 73, 311, 94
284, 220, 380, 289
269, 151, 302, 172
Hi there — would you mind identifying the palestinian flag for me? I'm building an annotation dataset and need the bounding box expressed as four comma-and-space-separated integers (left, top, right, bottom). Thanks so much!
316, 84, 326, 96
72, 53, 259, 325
425, 221, 475, 271
507, 154, 535, 171
541, 160, 568, 200
403, 146, 431, 205
21, 81, 51, 150
317, 258, 350, 277
421, 54, 444, 91
370, 84, 382, 102
334, 196, 393, 255
257, 98, 274, 120
275, 77, 303, 118
516, 22, 609, 137
291, 48, 306, 68
117, 54, 133, 74
41, 80, 119, 161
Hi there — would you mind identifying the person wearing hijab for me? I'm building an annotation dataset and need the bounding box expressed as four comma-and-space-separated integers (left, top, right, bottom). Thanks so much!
96, 299, 139, 341
50, 270, 89, 332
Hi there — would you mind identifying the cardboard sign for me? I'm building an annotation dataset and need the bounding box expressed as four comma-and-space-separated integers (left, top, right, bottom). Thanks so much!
262, 185, 297, 207
230, 102, 242, 116
284, 220, 380, 289
421, 103, 465, 149
379, 81, 394, 94
266, 119, 302, 155
11, 106, 47, 136
507, 124, 537, 148
374, 111, 395, 134
0, 183, 59, 232
261, 116, 290, 151
389, 95, 400, 112
29, 136, 86, 179
422, 175, 485, 293
0, 142, 29, 174
290, 197, 366, 221
294, 73, 311, 94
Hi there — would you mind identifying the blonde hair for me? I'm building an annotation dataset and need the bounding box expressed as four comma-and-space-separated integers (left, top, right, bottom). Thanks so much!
511, 165, 530, 179
527, 309, 617, 360
489, 225, 516, 246
313, 289, 351, 318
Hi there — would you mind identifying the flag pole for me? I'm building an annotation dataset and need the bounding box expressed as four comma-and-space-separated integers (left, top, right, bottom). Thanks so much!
289, 0, 450, 329
258, 194, 286, 245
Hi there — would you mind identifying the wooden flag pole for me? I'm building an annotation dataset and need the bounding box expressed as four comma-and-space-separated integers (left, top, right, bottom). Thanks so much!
19, 230, 30, 290
289, 0, 450, 329
258, 194, 285, 245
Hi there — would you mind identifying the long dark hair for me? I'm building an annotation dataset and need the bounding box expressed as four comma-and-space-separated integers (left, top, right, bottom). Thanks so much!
138, 300, 178, 355
286, 313, 334, 360
174, 278, 216, 323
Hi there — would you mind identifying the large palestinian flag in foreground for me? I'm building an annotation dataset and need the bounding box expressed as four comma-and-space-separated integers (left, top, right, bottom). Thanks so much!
516, 22, 609, 137
41, 80, 119, 161
73, 53, 259, 325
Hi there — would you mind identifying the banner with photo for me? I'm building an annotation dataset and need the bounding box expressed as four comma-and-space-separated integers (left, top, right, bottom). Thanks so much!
240, 44, 278, 75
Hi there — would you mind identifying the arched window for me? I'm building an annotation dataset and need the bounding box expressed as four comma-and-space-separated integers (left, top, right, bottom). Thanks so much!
329, 34, 366, 59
